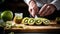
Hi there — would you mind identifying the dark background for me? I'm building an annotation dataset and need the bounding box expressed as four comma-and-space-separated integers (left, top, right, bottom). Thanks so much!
0, 0, 30, 18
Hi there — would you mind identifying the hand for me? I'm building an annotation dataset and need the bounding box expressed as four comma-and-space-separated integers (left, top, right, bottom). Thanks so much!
38, 4, 56, 16
28, 1, 38, 17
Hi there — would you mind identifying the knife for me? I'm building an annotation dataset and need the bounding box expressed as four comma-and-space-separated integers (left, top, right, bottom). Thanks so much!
35, 15, 38, 18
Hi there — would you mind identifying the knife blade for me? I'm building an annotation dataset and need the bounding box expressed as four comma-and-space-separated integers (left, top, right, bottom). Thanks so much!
35, 15, 38, 18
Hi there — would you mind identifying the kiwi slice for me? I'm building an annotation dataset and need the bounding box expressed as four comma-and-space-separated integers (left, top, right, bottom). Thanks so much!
22, 17, 29, 24
56, 17, 60, 21
56, 17, 60, 24
28, 18, 35, 25
35, 18, 42, 25
6, 21, 12, 29
43, 19, 50, 25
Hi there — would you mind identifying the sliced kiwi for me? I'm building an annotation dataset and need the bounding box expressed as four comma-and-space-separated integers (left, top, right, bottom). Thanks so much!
35, 18, 42, 25
22, 17, 29, 24
56, 17, 60, 21
43, 19, 50, 25
6, 21, 12, 29
28, 18, 35, 25
56, 17, 60, 24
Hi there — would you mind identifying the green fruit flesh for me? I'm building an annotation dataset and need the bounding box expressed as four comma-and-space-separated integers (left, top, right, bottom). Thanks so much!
22, 17, 29, 24
28, 18, 35, 25
43, 20, 50, 25
35, 20, 42, 25
24, 19, 28, 23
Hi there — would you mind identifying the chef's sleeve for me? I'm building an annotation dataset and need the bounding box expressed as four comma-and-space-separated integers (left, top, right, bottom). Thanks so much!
50, 0, 60, 10
24, 0, 31, 5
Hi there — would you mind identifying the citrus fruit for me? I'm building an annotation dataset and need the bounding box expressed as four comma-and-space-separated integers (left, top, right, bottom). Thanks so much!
1, 10, 13, 22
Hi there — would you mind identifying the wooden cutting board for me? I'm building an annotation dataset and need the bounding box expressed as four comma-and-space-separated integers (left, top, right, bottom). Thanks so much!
5, 21, 60, 32
5, 25, 60, 32
5, 21, 59, 29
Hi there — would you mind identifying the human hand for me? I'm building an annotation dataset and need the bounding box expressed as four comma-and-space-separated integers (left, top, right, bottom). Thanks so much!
38, 4, 56, 16
28, 1, 38, 17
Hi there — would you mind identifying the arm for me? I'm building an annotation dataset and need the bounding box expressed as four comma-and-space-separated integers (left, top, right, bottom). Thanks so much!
50, 0, 60, 10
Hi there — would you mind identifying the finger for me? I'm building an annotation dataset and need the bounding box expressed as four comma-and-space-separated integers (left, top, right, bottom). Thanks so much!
36, 6, 39, 12
42, 6, 51, 16
43, 4, 56, 16
39, 4, 48, 15
28, 8, 32, 15
45, 7, 55, 16
51, 8, 55, 14
45, 8, 52, 16
40, 6, 51, 16
33, 6, 38, 14
29, 7, 37, 17
29, 8, 35, 17
32, 5, 38, 13
28, 7, 32, 13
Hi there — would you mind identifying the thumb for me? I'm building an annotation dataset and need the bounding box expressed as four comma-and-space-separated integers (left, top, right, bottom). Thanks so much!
31, 9, 35, 17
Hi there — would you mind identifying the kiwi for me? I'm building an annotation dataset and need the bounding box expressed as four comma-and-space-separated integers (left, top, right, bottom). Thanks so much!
43, 19, 50, 25
56, 17, 60, 24
22, 17, 29, 24
56, 17, 60, 21
35, 18, 42, 25
28, 18, 35, 25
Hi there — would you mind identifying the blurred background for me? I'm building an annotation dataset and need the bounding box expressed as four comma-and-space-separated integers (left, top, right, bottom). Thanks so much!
0, 0, 30, 18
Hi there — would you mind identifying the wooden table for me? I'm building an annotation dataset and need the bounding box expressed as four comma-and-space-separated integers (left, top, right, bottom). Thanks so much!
5, 21, 60, 32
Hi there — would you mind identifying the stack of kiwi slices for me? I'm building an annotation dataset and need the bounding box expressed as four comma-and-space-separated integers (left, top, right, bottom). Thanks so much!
22, 17, 50, 25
